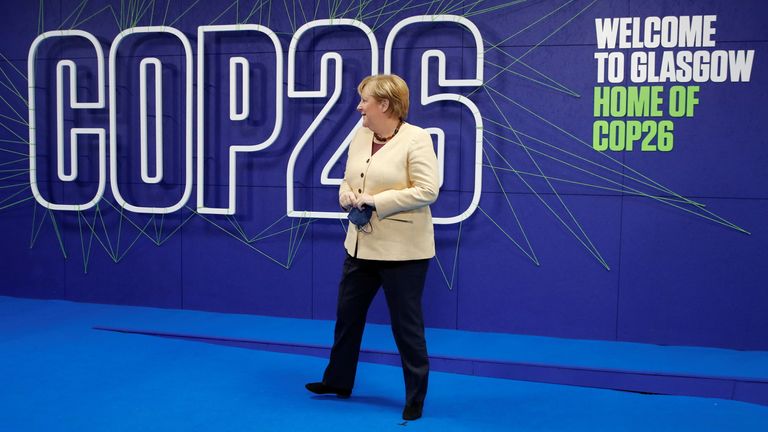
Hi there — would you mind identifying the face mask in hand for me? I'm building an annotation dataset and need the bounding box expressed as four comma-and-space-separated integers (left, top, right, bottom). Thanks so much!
348, 205, 373, 229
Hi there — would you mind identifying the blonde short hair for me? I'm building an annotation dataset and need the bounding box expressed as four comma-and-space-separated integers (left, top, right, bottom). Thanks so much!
357, 74, 410, 120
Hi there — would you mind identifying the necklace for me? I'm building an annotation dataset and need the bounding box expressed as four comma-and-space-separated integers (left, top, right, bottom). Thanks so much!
373, 121, 403, 143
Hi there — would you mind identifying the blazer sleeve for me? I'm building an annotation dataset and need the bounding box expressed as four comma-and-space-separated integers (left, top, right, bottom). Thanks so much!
374, 130, 439, 219
339, 179, 352, 198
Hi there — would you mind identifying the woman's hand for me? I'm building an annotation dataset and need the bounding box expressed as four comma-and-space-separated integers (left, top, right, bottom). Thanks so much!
353, 193, 375, 210
339, 191, 357, 211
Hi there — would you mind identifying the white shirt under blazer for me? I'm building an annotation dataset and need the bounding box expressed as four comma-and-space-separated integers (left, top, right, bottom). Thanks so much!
339, 122, 440, 261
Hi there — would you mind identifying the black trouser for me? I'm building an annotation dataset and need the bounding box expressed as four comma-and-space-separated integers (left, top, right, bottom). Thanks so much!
323, 254, 430, 405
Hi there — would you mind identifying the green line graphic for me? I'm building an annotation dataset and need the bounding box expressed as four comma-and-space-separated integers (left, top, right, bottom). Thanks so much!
472, 0, 599, 96
486, 87, 609, 268
481, 149, 539, 265
433, 220, 463, 289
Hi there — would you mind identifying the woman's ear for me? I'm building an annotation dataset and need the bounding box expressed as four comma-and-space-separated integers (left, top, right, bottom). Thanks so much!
379, 98, 390, 113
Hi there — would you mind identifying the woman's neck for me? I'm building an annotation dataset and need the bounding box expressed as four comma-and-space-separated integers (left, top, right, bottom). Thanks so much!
370, 117, 401, 138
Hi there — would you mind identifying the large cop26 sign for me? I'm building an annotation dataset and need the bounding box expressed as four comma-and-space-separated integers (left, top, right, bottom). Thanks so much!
27, 15, 484, 225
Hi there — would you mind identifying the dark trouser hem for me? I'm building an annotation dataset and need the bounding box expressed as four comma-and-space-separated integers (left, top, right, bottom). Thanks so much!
323, 254, 430, 404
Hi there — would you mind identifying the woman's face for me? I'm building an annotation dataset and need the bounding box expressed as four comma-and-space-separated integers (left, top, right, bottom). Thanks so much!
357, 88, 389, 130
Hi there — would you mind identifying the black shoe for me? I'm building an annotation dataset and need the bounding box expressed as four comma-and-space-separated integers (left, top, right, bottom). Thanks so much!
402, 401, 423, 421
305, 382, 352, 398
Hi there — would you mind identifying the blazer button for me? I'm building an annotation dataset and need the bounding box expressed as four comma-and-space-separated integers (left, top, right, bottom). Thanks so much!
358, 188, 362, 193
366, 158, 370, 163
360, 173, 364, 178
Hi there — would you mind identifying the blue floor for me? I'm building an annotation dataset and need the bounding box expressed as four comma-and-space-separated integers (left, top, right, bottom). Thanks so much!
64, 296, 768, 382
2, 296, 768, 431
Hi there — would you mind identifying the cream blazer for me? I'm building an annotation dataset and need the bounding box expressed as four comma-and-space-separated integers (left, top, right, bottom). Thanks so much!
340, 122, 439, 261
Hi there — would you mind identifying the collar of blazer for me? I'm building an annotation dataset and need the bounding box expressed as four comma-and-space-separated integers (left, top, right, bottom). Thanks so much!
360, 122, 412, 155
